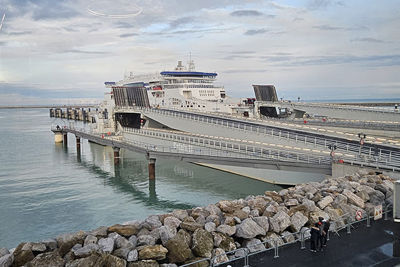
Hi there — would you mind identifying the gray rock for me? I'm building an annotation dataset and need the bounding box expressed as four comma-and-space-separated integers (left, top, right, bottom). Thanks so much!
159, 226, 176, 246
269, 210, 291, 233
204, 204, 222, 216
0, 248, 9, 258
84, 235, 98, 246
163, 216, 182, 230
127, 249, 138, 262
290, 211, 309, 232
41, 239, 57, 251
137, 235, 156, 246
204, 222, 216, 232
116, 236, 132, 249
242, 238, 265, 253
172, 209, 189, 221
27, 251, 64, 267
108, 232, 121, 240
0, 253, 13, 267
56, 231, 86, 257
212, 248, 229, 265
216, 224, 236, 236
71, 243, 82, 252
144, 215, 162, 230
281, 231, 295, 243
73, 243, 100, 258
30, 242, 46, 253
235, 218, 266, 239
160, 264, 178, 267
113, 247, 131, 260
88, 226, 108, 238
191, 229, 214, 258
253, 216, 269, 233
285, 199, 299, 207
343, 189, 365, 209
249, 209, 260, 217
128, 235, 138, 248
98, 237, 115, 253
369, 190, 385, 205
263, 232, 285, 248
317, 196, 334, 209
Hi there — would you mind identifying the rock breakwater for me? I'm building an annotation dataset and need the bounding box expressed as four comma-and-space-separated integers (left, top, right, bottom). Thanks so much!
0, 170, 395, 267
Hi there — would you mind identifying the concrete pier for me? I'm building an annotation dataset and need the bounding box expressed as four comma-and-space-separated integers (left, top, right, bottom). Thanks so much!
148, 158, 156, 180
113, 147, 120, 165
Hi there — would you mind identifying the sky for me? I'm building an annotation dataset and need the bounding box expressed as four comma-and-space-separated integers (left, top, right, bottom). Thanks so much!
0, 0, 399, 105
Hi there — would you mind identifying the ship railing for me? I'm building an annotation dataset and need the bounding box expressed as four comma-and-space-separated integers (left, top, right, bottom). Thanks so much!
181, 202, 394, 267
123, 106, 400, 169
261, 101, 400, 114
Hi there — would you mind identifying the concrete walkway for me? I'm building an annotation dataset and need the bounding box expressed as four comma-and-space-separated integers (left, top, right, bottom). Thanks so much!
220, 219, 400, 267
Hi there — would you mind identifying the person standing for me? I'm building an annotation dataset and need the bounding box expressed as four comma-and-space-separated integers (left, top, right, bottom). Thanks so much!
310, 223, 320, 252
317, 217, 325, 251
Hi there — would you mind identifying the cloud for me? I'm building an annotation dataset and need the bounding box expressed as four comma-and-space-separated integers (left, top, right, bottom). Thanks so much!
307, 0, 344, 10
6, 31, 32, 36
230, 10, 264, 17
63, 49, 110, 55
244, 28, 268, 35
313, 24, 343, 31
169, 16, 195, 29
351, 37, 384, 43
119, 33, 139, 38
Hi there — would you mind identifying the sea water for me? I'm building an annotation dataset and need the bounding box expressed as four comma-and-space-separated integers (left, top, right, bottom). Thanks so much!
0, 108, 281, 249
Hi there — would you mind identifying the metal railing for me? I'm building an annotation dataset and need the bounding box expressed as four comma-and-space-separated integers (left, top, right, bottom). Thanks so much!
123, 127, 332, 166
180, 203, 394, 267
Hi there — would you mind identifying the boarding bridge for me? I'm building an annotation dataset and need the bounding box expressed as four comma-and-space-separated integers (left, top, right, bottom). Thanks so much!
256, 101, 400, 122
115, 107, 400, 172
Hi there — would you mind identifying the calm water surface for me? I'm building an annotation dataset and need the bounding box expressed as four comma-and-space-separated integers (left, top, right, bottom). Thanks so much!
0, 108, 282, 249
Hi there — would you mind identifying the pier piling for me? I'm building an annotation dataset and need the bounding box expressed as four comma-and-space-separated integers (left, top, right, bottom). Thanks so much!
76, 136, 81, 153
148, 158, 156, 180
63, 133, 68, 146
113, 147, 120, 165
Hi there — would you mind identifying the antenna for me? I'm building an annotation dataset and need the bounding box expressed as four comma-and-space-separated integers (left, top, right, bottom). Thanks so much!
188, 52, 195, 71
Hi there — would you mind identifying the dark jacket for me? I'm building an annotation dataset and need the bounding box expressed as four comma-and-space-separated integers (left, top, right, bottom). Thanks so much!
310, 227, 320, 240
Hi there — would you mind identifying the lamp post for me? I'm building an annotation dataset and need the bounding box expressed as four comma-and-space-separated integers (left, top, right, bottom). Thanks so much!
328, 144, 337, 162
358, 133, 366, 156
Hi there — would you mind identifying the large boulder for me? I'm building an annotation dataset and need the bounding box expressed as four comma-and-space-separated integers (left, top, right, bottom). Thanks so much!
88, 226, 108, 238
216, 225, 236, 236
217, 200, 245, 214
204, 204, 222, 216
163, 217, 181, 231
204, 222, 216, 233
309, 209, 330, 224
137, 235, 156, 246
369, 190, 385, 205
84, 235, 98, 246
143, 216, 162, 230
172, 210, 188, 221
0, 248, 9, 258
12, 243, 35, 267
191, 229, 213, 258
342, 189, 365, 209
264, 191, 283, 203
127, 249, 138, 262
317, 196, 333, 209
212, 233, 236, 252
242, 238, 265, 253
73, 244, 100, 258
290, 211, 308, 232
269, 211, 291, 233
26, 251, 63, 267
139, 245, 168, 261
253, 216, 269, 233
56, 231, 87, 257
113, 247, 131, 260
98, 237, 115, 253
108, 224, 139, 237
165, 230, 193, 263
0, 254, 13, 267
159, 226, 176, 246
235, 218, 266, 239
263, 232, 284, 248
65, 252, 103, 267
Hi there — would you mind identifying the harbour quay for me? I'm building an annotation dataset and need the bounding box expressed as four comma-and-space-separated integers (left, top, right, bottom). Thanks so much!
0, 170, 398, 266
